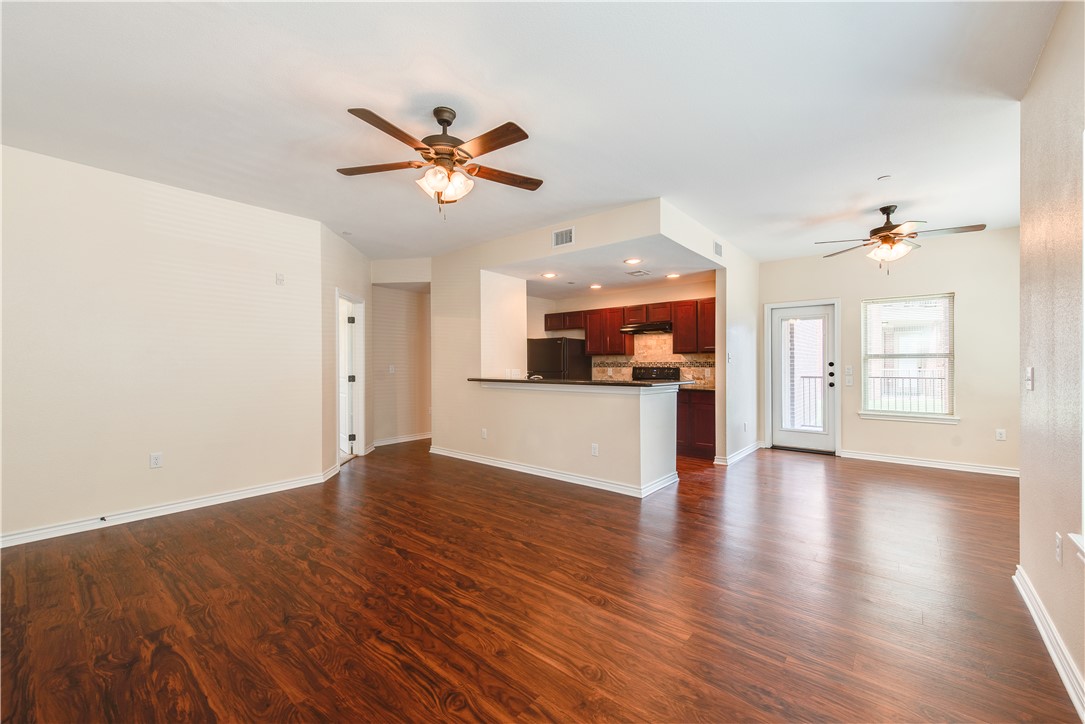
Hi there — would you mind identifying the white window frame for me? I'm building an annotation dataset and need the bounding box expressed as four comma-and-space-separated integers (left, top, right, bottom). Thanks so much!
859, 292, 959, 424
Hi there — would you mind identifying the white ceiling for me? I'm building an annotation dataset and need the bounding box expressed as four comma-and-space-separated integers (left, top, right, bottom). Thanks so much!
2, 2, 1058, 263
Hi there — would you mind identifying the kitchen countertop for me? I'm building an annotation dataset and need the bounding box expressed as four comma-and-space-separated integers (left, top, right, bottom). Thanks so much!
468, 377, 695, 388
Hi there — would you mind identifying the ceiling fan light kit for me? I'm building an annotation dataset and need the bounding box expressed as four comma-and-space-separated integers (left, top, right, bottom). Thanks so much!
816, 204, 985, 272
337, 106, 542, 209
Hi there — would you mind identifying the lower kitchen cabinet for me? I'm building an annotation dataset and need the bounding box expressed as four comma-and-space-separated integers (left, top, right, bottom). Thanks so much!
676, 389, 715, 459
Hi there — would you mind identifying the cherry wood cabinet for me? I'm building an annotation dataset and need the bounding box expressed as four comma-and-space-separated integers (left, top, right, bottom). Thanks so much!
647, 302, 672, 322
697, 298, 715, 353
544, 311, 586, 331
671, 300, 698, 353
585, 307, 631, 355
624, 305, 647, 324
546, 298, 710, 356
677, 389, 715, 459
563, 310, 585, 329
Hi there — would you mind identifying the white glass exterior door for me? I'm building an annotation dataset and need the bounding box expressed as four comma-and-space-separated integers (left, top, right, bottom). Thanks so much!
771, 304, 837, 452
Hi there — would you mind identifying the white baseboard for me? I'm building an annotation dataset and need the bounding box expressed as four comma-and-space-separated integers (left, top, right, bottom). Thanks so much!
429, 446, 677, 499
1, 471, 330, 548
838, 449, 1019, 477
1013, 566, 1085, 721
322, 463, 340, 481
716, 441, 761, 466
373, 432, 432, 447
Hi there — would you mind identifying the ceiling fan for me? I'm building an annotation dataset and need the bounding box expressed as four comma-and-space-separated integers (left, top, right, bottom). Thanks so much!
337, 106, 543, 205
816, 205, 986, 265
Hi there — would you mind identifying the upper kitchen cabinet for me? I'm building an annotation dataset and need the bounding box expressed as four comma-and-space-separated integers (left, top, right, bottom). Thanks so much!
671, 300, 698, 353
563, 311, 585, 329
544, 311, 587, 331
673, 298, 715, 353
697, 298, 715, 353
647, 302, 672, 322
585, 307, 631, 355
624, 305, 647, 324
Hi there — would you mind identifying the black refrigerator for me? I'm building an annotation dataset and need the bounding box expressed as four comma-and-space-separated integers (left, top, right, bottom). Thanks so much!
527, 337, 592, 380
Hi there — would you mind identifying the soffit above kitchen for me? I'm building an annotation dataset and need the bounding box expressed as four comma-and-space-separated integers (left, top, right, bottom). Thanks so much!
1, 3, 1059, 262
490, 236, 717, 301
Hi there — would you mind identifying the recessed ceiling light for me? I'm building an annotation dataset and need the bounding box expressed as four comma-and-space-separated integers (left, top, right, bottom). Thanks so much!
666, 273, 681, 279
624, 258, 642, 265
590, 284, 602, 289
541, 272, 557, 279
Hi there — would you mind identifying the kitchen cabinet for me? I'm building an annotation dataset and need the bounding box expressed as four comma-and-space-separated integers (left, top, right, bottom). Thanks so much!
647, 302, 672, 322
585, 307, 631, 355
624, 305, 647, 324
671, 300, 698, 353
544, 311, 586, 331
697, 298, 715, 352
677, 389, 715, 459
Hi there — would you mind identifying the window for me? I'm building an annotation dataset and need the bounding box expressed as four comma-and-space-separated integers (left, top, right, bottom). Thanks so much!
861, 293, 954, 418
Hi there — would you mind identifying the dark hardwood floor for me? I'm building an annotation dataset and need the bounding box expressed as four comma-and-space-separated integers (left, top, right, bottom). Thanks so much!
2, 442, 1077, 722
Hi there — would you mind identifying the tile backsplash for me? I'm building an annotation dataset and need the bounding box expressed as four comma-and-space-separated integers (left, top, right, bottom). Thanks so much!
592, 333, 716, 386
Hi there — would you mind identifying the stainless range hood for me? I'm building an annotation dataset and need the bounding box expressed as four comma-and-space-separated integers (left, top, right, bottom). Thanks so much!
619, 321, 673, 335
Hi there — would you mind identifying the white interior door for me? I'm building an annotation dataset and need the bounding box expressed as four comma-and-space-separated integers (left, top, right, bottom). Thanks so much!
338, 297, 355, 455
770, 304, 837, 452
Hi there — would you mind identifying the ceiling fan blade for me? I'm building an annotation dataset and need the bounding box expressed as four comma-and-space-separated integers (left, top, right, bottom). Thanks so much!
337, 160, 426, 176
814, 238, 869, 245
465, 164, 543, 191
895, 220, 926, 235
824, 241, 876, 259
902, 238, 922, 249
456, 122, 528, 159
914, 223, 987, 237
347, 109, 430, 152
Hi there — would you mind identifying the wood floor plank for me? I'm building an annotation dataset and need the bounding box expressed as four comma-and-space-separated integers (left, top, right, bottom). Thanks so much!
2, 443, 1078, 722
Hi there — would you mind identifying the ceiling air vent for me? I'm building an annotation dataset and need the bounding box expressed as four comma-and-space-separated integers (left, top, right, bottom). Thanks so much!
713, 240, 723, 257
552, 227, 575, 248
626, 269, 652, 277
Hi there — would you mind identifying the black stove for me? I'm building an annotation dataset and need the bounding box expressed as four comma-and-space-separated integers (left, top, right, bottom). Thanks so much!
631, 366, 680, 382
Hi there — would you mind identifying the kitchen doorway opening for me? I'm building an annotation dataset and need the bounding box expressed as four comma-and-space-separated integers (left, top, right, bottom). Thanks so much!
764, 300, 840, 454
338, 291, 365, 463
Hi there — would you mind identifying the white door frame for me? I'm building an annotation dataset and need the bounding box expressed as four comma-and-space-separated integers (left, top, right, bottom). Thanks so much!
763, 298, 842, 452
337, 289, 366, 462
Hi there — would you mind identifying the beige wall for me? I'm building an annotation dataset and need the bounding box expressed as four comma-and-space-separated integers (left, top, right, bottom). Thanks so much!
554, 277, 717, 312
760, 226, 1021, 470
1019, 0, 1084, 682
480, 270, 527, 378
371, 256, 431, 285
526, 296, 557, 337
2, 147, 326, 534
320, 226, 372, 469
371, 285, 431, 444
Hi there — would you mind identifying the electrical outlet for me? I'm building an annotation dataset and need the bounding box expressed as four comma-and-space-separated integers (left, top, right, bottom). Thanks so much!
389, 365, 396, 374
591, 443, 599, 457
275, 273, 285, 286
481, 428, 487, 440
995, 429, 1007, 441
149, 452, 163, 469
1055, 532, 1063, 564
607, 367, 613, 377
1025, 366, 1034, 391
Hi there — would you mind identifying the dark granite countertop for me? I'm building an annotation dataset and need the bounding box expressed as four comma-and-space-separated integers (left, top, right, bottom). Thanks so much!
468, 378, 695, 388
